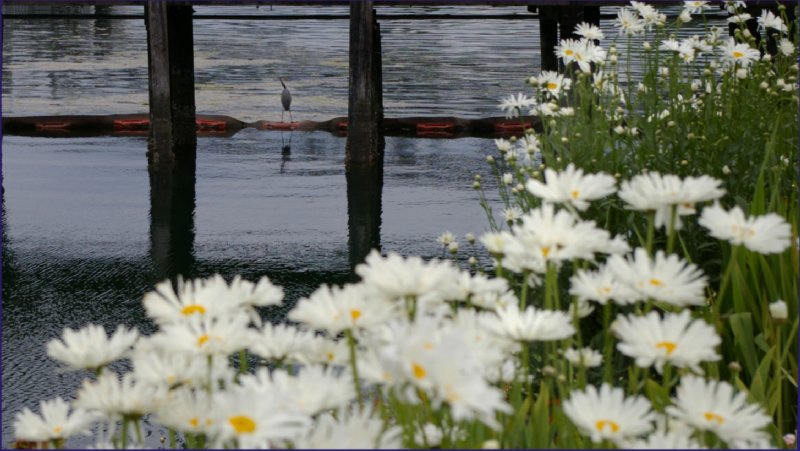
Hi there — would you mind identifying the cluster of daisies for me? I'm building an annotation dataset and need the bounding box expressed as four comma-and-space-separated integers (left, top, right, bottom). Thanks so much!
499, 0, 797, 123
12, 1, 796, 449
14, 163, 793, 449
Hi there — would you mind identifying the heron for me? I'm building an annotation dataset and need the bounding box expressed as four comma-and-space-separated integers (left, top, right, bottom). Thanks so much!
279, 77, 292, 123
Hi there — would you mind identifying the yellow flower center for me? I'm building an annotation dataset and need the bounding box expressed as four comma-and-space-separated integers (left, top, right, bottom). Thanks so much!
649, 278, 664, 287
599, 286, 612, 295
656, 341, 678, 356
181, 304, 206, 316
444, 384, 461, 402
565, 49, 574, 56
197, 334, 210, 347
595, 419, 620, 433
326, 352, 335, 362
732, 51, 744, 58
229, 415, 257, 435
412, 362, 427, 379
570, 190, 580, 199
423, 342, 434, 350
547, 82, 558, 90
53, 426, 62, 435
350, 309, 361, 321
704, 412, 725, 425
189, 418, 199, 428
541, 246, 551, 257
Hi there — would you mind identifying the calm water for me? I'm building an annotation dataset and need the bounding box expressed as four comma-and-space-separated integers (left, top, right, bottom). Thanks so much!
1, 4, 726, 446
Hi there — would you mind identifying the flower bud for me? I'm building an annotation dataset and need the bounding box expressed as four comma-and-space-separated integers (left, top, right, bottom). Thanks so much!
769, 300, 788, 323
735, 68, 748, 79
502, 173, 513, 185
482, 440, 500, 449
722, 165, 731, 175
468, 256, 478, 266
465, 233, 475, 244
728, 361, 742, 372
486, 155, 495, 164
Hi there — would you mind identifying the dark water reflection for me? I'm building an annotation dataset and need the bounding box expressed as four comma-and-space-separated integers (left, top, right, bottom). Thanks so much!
1, 130, 499, 446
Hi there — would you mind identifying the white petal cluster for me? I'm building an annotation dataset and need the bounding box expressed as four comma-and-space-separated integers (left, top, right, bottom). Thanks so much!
699, 202, 792, 254
569, 265, 640, 305
487, 304, 575, 342
294, 407, 402, 449
608, 248, 708, 307
667, 375, 772, 447
613, 310, 721, 373
13, 397, 97, 443
289, 283, 399, 335
46, 324, 138, 372
525, 164, 617, 211
563, 383, 655, 444
618, 172, 725, 230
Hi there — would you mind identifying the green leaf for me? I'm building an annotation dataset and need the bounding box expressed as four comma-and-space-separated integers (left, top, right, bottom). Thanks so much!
729, 313, 758, 379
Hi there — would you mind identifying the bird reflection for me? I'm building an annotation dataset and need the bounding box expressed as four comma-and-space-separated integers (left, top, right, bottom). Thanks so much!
280, 130, 292, 173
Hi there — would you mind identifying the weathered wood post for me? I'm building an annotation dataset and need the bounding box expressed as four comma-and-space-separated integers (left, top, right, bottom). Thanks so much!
346, 0, 384, 166
145, 1, 196, 170
533, 6, 560, 72
346, 2, 384, 271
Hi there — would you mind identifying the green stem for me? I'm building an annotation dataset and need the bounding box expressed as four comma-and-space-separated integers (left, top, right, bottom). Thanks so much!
602, 302, 614, 384
666, 205, 677, 255
169, 428, 177, 449
120, 418, 129, 450
520, 270, 530, 310
712, 246, 739, 329
238, 349, 249, 375
645, 210, 656, 255
345, 328, 364, 407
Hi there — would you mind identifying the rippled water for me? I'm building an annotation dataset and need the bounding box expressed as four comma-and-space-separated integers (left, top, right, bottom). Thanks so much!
1, 4, 726, 447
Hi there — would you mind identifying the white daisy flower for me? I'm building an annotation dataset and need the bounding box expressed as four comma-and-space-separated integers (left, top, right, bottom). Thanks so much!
142, 276, 233, 325
607, 248, 708, 307
456, 272, 518, 310
296, 337, 350, 367
569, 266, 640, 305
666, 375, 772, 447
757, 10, 787, 33
629, 2, 666, 29
238, 366, 355, 416
499, 93, 534, 119
46, 324, 138, 372
487, 304, 575, 342
130, 345, 216, 389
503, 205, 524, 223
525, 164, 616, 211
151, 312, 251, 358
698, 203, 792, 254
355, 250, 462, 308
719, 38, 761, 68
248, 322, 317, 364
727, 13, 752, 24
537, 71, 572, 99
228, 274, 284, 309
575, 22, 605, 40
725, 0, 747, 13
14, 397, 98, 444
563, 347, 603, 367
209, 390, 311, 449
154, 387, 213, 435
437, 230, 456, 247
288, 283, 398, 335
555, 38, 606, 73
614, 8, 645, 36
563, 383, 655, 444
293, 407, 402, 449
612, 310, 720, 373
74, 372, 165, 419
618, 172, 724, 230
683, 1, 711, 14
778, 38, 796, 56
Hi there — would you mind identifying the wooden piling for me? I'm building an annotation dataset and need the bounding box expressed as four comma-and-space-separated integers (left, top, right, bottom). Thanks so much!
346, 0, 384, 167
535, 6, 559, 72
149, 167, 196, 281
346, 164, 383, 274
145, 1, 196, 169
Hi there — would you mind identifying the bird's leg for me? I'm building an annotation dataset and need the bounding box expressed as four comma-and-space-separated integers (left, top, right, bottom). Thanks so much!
289, 110, 293, 123
281, 110, 284, 123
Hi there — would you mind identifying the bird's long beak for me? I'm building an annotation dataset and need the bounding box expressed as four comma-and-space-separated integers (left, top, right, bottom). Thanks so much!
279, 77, 287, 89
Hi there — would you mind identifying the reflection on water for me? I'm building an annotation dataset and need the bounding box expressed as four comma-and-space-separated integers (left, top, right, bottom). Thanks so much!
1, 130, 500, 446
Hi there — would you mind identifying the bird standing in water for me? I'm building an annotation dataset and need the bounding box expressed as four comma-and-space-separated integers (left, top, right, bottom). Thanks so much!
279, 77, 292, 123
